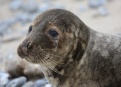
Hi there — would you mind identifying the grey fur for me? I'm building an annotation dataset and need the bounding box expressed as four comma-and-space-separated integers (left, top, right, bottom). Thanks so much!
17, 9, 121, 87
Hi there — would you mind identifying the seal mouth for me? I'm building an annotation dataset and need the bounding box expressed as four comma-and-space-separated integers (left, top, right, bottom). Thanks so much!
17, 42, 51, 63
18, 43, 61, 67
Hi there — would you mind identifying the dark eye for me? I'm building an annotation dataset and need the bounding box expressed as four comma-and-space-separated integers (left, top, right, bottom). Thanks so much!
48, 29, 58, 37
28, 25, 32, 33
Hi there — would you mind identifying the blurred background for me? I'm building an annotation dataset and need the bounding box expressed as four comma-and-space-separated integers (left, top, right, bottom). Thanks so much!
0, 0, 121, 87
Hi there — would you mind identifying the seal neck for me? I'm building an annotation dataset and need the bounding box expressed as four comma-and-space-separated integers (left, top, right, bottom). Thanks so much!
43, 21, 91, 87
49, 24, 90, 86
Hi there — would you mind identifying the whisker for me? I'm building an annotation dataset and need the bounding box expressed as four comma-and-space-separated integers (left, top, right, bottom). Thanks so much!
42, 59, 64, 87
43, 59, 62, 77
48, 58, 63, 65
50, 11, 64, 23
57, 81, 64, 87
54, 39, 59, 52
43, 58, 57, 71
52, 17, 67, 24
41, 65, 54, 77
28, 47, 66, 87
40, 59, 56, 79
43, 58, 64, 75
46, 53, 60, 58
53, 16, 72, 25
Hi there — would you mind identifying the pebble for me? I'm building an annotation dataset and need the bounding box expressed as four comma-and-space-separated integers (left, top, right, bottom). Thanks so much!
52, 4, 65, 9
27, 14, 38, 22
21, 0, 38, 13
0, 25, 7, 35
0, 20, 9, 35
10, 0, 23, 11
6, 76, 27, 87
5, 18, 17, 27
0, 72, 10, 86
41, 0, 53, 3
15, 13, 32, 24
79, 5, 87, 12
98, 6, 109, 16
2, 32, 24, 43
88, 0, 107, 8
38, 3, 50, 12
22, 81, 35, 87
45, 84, 52, 87
34, 78, 48, 87
0, 17, 17, 36
116, 33, 121, 37
0, 86, 4, 87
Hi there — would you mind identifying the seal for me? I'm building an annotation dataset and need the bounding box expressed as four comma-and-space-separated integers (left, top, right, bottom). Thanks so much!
17, 9, 121, 87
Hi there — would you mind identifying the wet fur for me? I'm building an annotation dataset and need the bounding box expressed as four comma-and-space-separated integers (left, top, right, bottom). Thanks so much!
17, 9, 121, 87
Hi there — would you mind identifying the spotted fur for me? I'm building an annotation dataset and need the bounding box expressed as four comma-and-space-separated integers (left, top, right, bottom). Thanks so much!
17, 9, 121, 87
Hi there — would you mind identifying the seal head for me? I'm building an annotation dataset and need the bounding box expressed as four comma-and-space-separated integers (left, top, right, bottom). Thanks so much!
18, 9, 92, 87
17, 9, 89, 67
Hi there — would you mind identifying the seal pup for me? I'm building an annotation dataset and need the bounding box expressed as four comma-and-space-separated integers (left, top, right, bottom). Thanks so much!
17, 9, 121, 87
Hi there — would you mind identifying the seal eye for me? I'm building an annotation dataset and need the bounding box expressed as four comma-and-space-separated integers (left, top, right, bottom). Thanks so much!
48, 30, 58, 37
28, 25, 32, 33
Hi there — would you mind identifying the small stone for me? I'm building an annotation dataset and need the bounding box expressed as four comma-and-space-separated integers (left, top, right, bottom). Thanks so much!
6, 76, 27, 87
7, 53, 14, 60
15, 13, 32, 24
98, 6, 109, 16
88, 0, 107, 8
5, 17, 17, 27
10, 0, 23, 11
118, 33, 121, 35
21, 0, 38, 13
41, 0, 53, 2
28, 14, 39, 22
0, 17, 17, 36
79, 5, 87, 12
45, 84, 52, 87
52, 4, 65, 9
34, 78, 48, 87
2, 32, 24, 43
0, 22, 8, 35
38, 3, 50, 12
0, 86, 4, 87
22, 81, 34, 87
0, 72, 10, 86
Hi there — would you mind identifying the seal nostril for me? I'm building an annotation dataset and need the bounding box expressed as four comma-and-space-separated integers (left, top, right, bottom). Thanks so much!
22, 42, 31, 49
21, 41, 32, 55
27, 42, 32, 49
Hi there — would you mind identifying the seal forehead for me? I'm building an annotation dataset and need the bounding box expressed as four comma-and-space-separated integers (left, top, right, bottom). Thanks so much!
33, 9, 64, 26
32, 9, 80, 33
